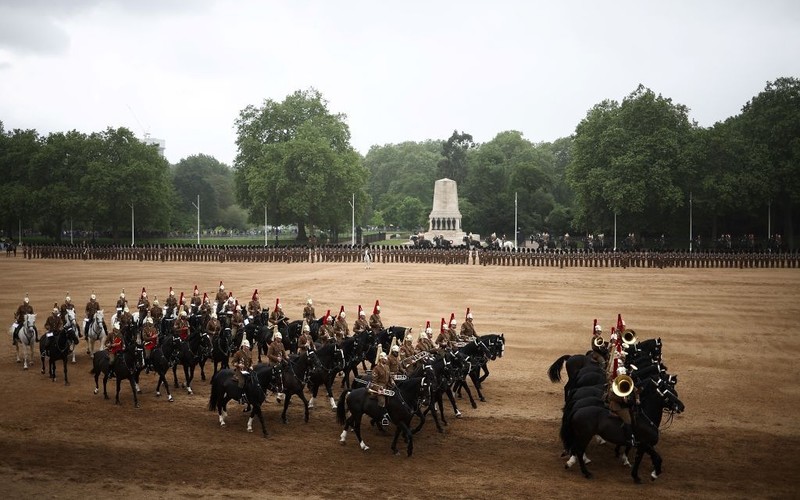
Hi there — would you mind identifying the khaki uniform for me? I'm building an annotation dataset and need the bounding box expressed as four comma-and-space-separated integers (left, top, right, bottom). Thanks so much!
353, 317, 369, 334
231, 348, 253, 388
247, 300, 261, 318
417, 337, 435, 352
267, 339, 287, 364
460, 320, 476, 339
298, 331, 313, 353
206, 317, 221, 337
334, 317, 349, 343
303, 305, 316, 323
369, 313, 383, 334
370, 360, 391, 407
387, 352, 401, 375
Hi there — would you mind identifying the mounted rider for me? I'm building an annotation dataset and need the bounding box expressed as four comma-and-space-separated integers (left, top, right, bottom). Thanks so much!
416, 324, 435, 352
352, 304, 369, 334
164, 287, 178, 316
118, 306, 134, 331
41, 303, 63, 356
269, 298, 287, 330
298, 320, 313, 354
247, 289, 261, 318
398, 333, 415, 365
388, 342, 401, 375
174, 310, 189, 341
369, 300, 383, 335
149, 296, 163, 327
460, 308, 477, 340
369, 349, 392, 426
447, 313, 460, 342
318, 310, 334, 343
142, 315, 158, 370
137, 287, 150, 327
60, 292, 76, 332
115, 289, 128, 315
190, 285, 202, 314
302, 297, 315, 323
205, 311, 221, 338
231, 339, 253, 389
333, 306, 349, 343
12, 293, 36, 345
267, 332, 288, 402
105, 322, 123, 376
214, 281, 227, 313
84, 291, 106, 337
231, 300, 244, 337
435, 319, 450, 349
606, 365, 638, 447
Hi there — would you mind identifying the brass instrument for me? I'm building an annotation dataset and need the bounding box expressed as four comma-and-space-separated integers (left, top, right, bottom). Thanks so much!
611, 374, 635, 398
401, 351, 430, 367
592, 336, 605, 349
621, 329, 637, 347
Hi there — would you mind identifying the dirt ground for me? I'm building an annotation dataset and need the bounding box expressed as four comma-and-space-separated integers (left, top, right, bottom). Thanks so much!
1, 256, 798, 499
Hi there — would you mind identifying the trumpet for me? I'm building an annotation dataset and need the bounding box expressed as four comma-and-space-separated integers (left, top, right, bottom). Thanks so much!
611, 374, 635, 398
621, 329, 637, 347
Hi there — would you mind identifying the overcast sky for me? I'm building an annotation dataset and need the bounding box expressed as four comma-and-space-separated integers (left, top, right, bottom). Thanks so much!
1, 0, 798, 166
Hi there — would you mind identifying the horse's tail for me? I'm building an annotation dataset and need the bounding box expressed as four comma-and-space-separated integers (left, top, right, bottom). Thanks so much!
208, 373, 221, 411
548, 354, 571, 383
335, 389, 350, 426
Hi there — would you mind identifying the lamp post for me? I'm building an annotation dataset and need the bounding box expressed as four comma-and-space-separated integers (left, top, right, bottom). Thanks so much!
129, 203, 135, 246
264, 205, 268, 246
613, 212, 617, 251
767, 199, 771, 241
348, 193, 355, 246
18, 217, 22, 245
191, 195, 200, 245
689, 191, 693, 252
514, 191, 518, 249
70, 218, 73, 245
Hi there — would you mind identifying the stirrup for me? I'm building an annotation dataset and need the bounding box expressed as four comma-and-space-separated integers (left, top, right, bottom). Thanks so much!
381, 415, 390, 426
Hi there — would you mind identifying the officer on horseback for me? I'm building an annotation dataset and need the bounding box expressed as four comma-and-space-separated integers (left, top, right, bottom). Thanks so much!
137, 288, 150, 327
60, 292, 76, 335
607, 365, 638, 447
269, 298, 287, 328
369, 350, 392, 427
165, 287, 178, 316
460, 308, 477, 340
247, 289, 261, 318
115, 289, 127, 314
232, 339, 253, 410
12, 294, 36, 345
142, 315, 158, 371
105, 322, 123, 377
302, 297, 315, 323
298, 320, 313, 354
353, 305, 369, 334
84, 291, 106, 337
267, 332, 287, 402
333, 306, 349, 343
369, 300, 383, 335
41, 303, 63, 357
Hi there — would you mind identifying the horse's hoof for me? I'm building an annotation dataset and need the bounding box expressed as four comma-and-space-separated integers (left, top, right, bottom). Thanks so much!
168, 395, 174, 402
584, 473, 593, 480
135, 403, 141, 408
15, 359, 20, 364
651, 470, 659, 481
23, 365, 27, 370
455, 410, 462, 418
471, 403, 478, 409
156, 391, 161, 397
41, 369, 45, 374
479, 397, 486, 402
247, 428, 253, 433
71, 360, 76, 364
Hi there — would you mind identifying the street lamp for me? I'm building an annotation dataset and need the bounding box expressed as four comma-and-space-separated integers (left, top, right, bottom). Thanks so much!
689, 191, 693, 252
348, 193, 355, 246
129, 203, 135, 246
191, 195, 200, 245
514, 191, 518, 249
613, 212, 617, 252
264, 205, 268, 246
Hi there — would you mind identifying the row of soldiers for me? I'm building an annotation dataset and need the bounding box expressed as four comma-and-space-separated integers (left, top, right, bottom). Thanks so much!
16, 242, 800, 268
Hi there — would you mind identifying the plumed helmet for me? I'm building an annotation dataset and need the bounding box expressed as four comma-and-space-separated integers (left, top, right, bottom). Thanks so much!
120, 289, 125, 299
391, 344, 400, 353
241, 339, 250, 349
466, 307, 473, 320
252, 289, 258, 301
141, 287, 147, 297
90, 292, 96, 300
65, 293, 71, 303
373, 299, 380, 314
617, 366, 627, 376
358, 304, 365, 317
180, 310, 187, 317
153, 297, 159, 306
379, 351, 387, 360
274, 332, 282, 340
339, 305, 345, 319
203, 292, 208, 303
219, 281, 224, 291
425, 320, 432, 335
420, 331, 428, 340
449, 313, 457, 326
179, 292, 184, 304
404, 333, 413, 343
169, 287, 175, 296
440, 318, 447, 333
594, 324, 602, 333
24, 294, 30, 304
53, 303, 59, 314
306, 297, 313, 305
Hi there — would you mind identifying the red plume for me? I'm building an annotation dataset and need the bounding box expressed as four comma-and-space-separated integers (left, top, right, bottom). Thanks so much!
339, 305, 345, 316
202, 292, 208, 302
275, 298, 280, 309
358, 304, 363, 316
440, 318, 446, 333
449, 312, 456, 325
252, 289, 258, 301
373, 299, 380, 314
593, 318, 598, 336
141, 287, 146, 295
465, 307, 470, 320
179, 292, 184, 303
193, 285, 199, 294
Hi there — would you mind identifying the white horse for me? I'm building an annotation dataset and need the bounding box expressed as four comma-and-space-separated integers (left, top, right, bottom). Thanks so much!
63, 308, 80, 364
85, 310, 106, 358
10, 313, 37, 370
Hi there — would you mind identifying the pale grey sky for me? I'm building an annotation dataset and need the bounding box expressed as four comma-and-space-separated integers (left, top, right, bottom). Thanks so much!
1, 0, 798, 166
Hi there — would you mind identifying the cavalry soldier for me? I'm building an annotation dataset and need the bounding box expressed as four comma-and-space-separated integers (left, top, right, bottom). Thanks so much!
118, 306, 134, 331
369, 350, 392, 427
269, 298, 287, 329
206, 311, 221, 338
178, 292, 190, 316
416, 325, 435, 352
369, 300, 383, 335
267, 332, 288, 365
214, 281, 227, 310
318, 310, 334, 343
115, 289, 128, 314
137, 288, 150, 326
447, 313, 459, 342
60, 292, 76, 329
247, 289, 261, 317
149, 297, 163, 328
231, 339, 253, 389
387, 342, 401, 375
460, 308, 477, 340
84, 291, 105, 337
399, 333, 415, 364
12, 293, 36, 345
302, 297, 316, 323
165, 287, 178, 316
434, 320, 450, 349
333, 306, 349, 343
105, 322, 123, 376
174, 310, 189, 341
200, 293, 213, 326
607, 365, 637, 446
41, 303, 63, 356
231, 300, 245, 338
352, 305, 369, 334
142, 315, 158, 369
298, 320, 313, 354
190, 285, 202, 314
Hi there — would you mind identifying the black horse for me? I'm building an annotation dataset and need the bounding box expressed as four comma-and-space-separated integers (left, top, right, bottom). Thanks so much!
173, 331, 212, 395
411, 349, 472, 432
40, 327, 80, 385
363, 326, 412, 370
339, 330, 375, 389
90, 340, 145, 407
561, 379, 685, 482
278, 351, 320, 424
452, 337, 494, 407
146, 336, 183, 403
337, 375, 432, 456
307, 342, 345, 410
206, 327, 233, 379
244, 310, 271, 362
208, 368, 268, 436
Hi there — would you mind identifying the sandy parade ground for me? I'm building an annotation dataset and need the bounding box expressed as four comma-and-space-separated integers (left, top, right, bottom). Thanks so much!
1, 255, 798, 499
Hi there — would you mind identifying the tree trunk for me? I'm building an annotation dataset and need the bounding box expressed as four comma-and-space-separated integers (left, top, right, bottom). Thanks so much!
296, 221, 308, 243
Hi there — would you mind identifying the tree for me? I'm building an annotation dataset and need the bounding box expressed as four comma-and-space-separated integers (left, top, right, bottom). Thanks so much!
567, 86, 697, 236
396, 196, 426, 231
234, 88, 368, 242
437, 130, 474, 185
172, 154, 235, 229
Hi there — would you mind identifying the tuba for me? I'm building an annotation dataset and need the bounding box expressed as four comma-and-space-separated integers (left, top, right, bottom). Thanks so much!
592, 336, 605, 349
621, 329, 637, 347
611, 374, 635, 398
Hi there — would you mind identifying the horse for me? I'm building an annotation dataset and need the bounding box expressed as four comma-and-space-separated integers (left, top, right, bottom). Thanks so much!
40, 325, 80, 384
208, 368, 268, 436
452, 337, 495, 407
561, 378, 685, 482
363, 326, 412, 370
62, 308, 80, 364
146, 335, 183, 403
207, 328, 233, 379
475, 333, 505, 383
339, 330, 375, 389
85, 310, 106, 358
278, 351, 320, 424
337, 375, 432, 456
244, 310, 272, 361
11, 313, 37, 370
172, 330, 212, 395
90, 339, 145, 407
307, 342, 345, 410
410, 349, 472, 431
